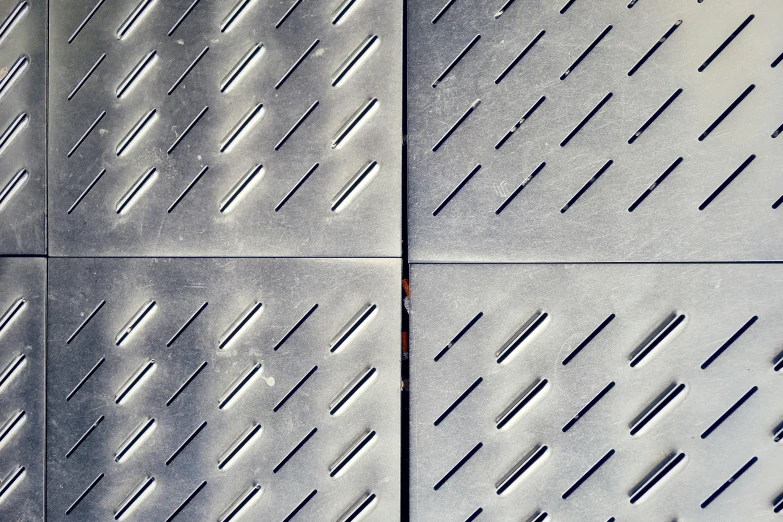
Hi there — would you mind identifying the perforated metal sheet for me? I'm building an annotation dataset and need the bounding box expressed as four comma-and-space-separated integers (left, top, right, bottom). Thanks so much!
0, 257, 45, 521
407, 0, 783, 262
0, 0, 46, 254
409, 263, 783, 521
48, 0, 401, 257
47, 258, 400, 521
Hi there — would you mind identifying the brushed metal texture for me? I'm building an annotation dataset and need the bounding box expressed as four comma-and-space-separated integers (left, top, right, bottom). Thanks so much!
0, 0, 46, 254
47, 258, 400, 521
408, 0, 783, 262
410, 263, 783, 521
0, 257, 45, 521
48, 0, 401, 257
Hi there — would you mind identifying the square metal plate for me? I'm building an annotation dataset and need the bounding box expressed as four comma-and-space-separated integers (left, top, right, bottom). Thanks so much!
47, 258, 400, 521
407, 0, 783, 262
0, 0, 46, 254
410, 263, 783, 521
48, 0, 401, 257
0, 257, 45, 521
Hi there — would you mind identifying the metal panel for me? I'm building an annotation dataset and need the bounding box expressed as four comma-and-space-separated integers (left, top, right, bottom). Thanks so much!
47, 258, 400, 521
48, 0, 401, 257
0, 257, 45, 521
410, 263, 783, 521
407, 0, 783, 262
0, 0, 46, 254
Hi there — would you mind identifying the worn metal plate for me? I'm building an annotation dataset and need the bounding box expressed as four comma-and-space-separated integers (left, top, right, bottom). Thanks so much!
0, 257, 45, 521
0, 0, 46, 254
48, 0, 401, 257
408, 0, 783, 262
47, 258, 400, 521
410, 264, 783, 521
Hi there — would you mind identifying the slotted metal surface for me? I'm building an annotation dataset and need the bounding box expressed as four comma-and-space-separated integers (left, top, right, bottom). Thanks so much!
47, 258, 400, 521
47, 0, 401, 257
407, 0, 783, 262
0, 257, 45, 521
0, 0, 46, 254
409, 264, 783, 521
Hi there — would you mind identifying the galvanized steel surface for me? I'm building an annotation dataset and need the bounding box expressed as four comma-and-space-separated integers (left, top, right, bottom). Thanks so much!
407, 0, 783, 262
48, 0, 402, 257
0, 0, 781, 520
47, 257, 401, 521
409, 263, 783, 521
0, 0, 46, 254
0, 257, 45, 520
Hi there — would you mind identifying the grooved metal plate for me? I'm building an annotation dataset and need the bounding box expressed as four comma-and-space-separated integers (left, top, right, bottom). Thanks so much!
0, 0, 46, 254
0, 258, 45, 521
48, 0, 401, 257
47, 258, 400, 521
407, 0, 783, 262
409, 264, 783, 521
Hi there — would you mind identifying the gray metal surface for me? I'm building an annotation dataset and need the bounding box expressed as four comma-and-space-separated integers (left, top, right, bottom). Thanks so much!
0, 0, 46, 254
407, 0, 783, 262
48, 0, 401, 257
0, 257, 45, 521
47, 258, 400, 521
410, 263, 783, 521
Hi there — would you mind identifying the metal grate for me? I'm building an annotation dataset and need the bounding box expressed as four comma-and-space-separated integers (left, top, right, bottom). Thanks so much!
0, 0, 46, 254
407, 0, 783, 262
0, 257, 45, 520
47, 0, 401, 257
47, 258, 400, 521
409, 263, 783, 521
